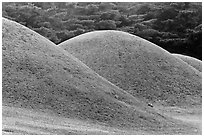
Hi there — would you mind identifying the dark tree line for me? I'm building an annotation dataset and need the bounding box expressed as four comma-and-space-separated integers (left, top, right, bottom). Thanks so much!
2, 2, 202, 60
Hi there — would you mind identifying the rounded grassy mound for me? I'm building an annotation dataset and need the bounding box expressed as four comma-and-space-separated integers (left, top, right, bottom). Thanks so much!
172, 54, 202, 72
2, 17, 140, 126
59, 30, 201, 106
4, 17, 198, 134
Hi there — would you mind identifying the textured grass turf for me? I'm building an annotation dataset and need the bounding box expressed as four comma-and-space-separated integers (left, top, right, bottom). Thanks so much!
2, 18, 201, 134
172, 54, 202, 72
58, 30, 202, 107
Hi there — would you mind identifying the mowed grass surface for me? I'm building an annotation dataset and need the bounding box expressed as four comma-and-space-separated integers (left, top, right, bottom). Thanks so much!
2, 106, 202, 135
59, 30, 202, 106
2, 106, 135, 135
2, 18, 201, 134
172, 54, 202, 72
2, 105, 201, 135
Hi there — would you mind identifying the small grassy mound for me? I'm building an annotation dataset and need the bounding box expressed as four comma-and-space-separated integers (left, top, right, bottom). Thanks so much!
172, 54, 202, 72
58, 30, 202, 106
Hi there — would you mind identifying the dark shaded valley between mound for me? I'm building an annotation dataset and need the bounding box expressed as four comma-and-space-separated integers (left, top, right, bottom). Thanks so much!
2, 18, 202, 135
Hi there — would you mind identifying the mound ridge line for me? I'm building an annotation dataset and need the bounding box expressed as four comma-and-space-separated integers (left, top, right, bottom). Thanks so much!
58, 30, 202, 107
172, 53, 202, 72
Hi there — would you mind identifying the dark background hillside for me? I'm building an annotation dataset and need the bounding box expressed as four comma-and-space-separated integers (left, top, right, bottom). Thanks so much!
2, 2, 202, 60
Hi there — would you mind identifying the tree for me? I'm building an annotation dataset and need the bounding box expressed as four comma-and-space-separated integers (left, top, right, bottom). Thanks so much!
136, 4, 150, 14
85, 4, 99, 15
56, 30, 75, 42
100, 10, 121, 21
33, 27, 60, 43
98, 2, 116, 11
118, 15, 131, 27
96, 20, 117, 30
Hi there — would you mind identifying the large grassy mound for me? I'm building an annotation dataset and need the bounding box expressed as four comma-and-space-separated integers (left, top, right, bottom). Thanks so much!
172, 54, 202, 72
59, 30, 202, 106
2, 18, 140, 126
4, 18, 197, 134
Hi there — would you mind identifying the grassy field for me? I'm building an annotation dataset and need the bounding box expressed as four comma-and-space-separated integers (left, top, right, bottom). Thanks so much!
3, 105, 202, 135
2, 18, 202, 135
59, 30, 202, 106
2, 105, 201, 135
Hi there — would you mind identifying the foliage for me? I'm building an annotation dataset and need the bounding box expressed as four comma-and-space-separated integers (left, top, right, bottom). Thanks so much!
2, 2, 202, 60
96, 20, 117, 30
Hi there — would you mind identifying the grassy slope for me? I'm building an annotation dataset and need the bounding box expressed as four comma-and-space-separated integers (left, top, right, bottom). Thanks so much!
3, 18, 199, 134
172, 54, 202, 72
58, 30, 202, 106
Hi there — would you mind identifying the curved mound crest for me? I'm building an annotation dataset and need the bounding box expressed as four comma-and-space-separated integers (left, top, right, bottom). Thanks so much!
59, 30, 202, 106
172, 54, 202, 72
